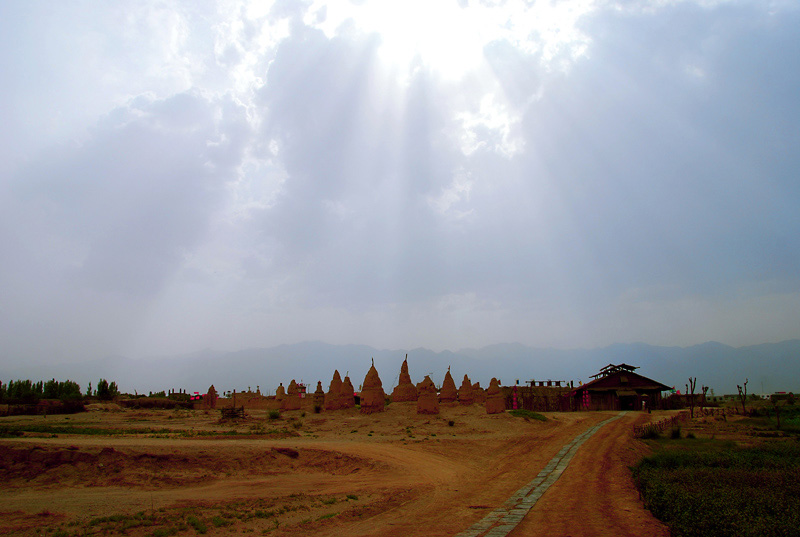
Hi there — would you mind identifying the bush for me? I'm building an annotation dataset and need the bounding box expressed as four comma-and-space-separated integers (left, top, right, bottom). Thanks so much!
508, 409, 548, 421
641, 427, 660, 440
268, 410, 281, 420
670, 426, 681, 439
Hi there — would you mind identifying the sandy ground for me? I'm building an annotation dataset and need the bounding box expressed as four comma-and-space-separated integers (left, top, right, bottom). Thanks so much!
0, 403, 669, 536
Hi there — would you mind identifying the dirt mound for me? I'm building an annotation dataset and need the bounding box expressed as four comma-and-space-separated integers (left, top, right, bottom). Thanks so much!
0, 443, 379, 490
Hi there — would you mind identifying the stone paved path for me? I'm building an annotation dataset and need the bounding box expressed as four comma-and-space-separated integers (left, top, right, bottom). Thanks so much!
455, 412, 625, 537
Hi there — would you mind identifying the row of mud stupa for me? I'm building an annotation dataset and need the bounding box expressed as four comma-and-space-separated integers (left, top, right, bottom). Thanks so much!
273, 357, 506, 415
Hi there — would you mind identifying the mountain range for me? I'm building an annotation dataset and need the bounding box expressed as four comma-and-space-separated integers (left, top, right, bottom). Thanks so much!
2, 340, 798, 397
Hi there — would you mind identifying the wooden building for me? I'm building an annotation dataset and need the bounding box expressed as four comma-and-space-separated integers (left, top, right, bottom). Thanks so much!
574, 364, 670, 411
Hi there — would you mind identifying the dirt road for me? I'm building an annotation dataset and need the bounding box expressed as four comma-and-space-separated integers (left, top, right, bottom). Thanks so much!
0, 405, 667, 536
508, 411, 669, 537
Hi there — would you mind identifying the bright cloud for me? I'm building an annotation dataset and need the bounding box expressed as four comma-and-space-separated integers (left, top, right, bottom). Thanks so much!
1, 0, 799, 366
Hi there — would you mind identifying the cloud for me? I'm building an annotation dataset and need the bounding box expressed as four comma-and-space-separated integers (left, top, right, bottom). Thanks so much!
1, 0, 799, 365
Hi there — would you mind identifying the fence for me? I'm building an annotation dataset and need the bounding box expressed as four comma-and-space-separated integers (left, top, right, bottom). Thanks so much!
633, 411, 690, 438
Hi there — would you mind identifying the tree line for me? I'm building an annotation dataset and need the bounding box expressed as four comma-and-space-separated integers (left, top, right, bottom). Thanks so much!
0, 378, 119, 403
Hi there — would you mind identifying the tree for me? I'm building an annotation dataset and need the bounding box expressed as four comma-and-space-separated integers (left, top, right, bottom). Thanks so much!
687, 377, 697, 418
770, 394, 784, 429
96, 379, 119, 401
86, 382, 93, 397
737, 379, 749, 415
701, 385, 709, 414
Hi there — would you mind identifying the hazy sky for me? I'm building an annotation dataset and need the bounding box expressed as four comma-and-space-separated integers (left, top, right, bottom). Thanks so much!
2, 0, 799, 365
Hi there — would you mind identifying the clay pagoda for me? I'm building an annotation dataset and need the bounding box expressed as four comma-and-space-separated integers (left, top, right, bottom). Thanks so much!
340, 375, 356, 409
439, 368, 458, 404
485, 377, 505, 414
416, 375, 440, 415
359, 360, 386, 414
325, 370, 343, 411
457, 374, 474, 405
390, 355, 418, 402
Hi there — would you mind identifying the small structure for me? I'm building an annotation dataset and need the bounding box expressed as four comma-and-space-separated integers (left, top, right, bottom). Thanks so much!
485, 378, 505, 414
417, 376, 440, 414
458, 375, 474, 405
574, 364, 670, 411
281, 380, 301, 411
205, 385, 218, 409
360, 360, 386, 414
439, 368, 458, 404
391, 355, 418, 402
339, 375, 356, 409
325, 370, 343, 411
472, 382, 485, 404
313, 381, 325, 409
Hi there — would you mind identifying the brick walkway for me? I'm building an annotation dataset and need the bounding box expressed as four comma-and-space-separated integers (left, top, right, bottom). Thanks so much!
455, 413, 625, 537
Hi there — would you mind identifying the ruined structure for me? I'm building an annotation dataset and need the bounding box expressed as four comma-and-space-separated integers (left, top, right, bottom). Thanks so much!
390, 355, 418, 402
472, 382, 485, 404
313, 381, 325, 409
205, 385, 218, 409
458, 375, 474, 405
416, 375, 440, 415
275, 383, 285, 402
439, 368, 458, 404
359, 361, 386, 414
281, 379, 301, 411
485, 378, 506, 414
340, 375, 356, 409
325, 370, 343, 411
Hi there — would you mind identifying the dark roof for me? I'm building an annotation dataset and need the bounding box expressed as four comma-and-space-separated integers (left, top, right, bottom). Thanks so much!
590, 363, 639, 379
581, 367, 671, 392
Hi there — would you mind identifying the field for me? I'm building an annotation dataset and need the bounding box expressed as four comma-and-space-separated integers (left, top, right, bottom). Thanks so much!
633, 404, 800, 537
2, 402, 672, 536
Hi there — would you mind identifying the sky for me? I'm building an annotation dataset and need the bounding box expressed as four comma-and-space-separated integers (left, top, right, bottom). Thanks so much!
1, 0, 799, 367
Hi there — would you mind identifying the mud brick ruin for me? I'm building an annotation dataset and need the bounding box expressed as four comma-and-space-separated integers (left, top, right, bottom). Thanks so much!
458, 375, 474, 405
325, 370, 343, 411
340, 375, 356, 409
313, 381, 325, 408
359, 360, 386, 414
390, 355, 418, 402
485, 378, 505, 414
472, 382, 485, 404
416, 375, 440, 414
281, 379, 301, 411
439, 368, 458, 404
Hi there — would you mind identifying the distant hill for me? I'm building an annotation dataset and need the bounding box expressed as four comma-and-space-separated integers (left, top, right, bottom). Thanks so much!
1, 340, 798, 396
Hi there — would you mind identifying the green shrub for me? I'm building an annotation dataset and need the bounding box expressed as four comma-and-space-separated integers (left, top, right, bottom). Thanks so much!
508, 409, 548, 421
186, 515, 207, 534
634, 441, 800, 536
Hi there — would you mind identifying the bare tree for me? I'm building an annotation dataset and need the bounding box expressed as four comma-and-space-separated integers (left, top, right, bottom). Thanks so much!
737, 378, 749, 415
687, 377, 697, 418
770, 394, 783, 429
701, 384, 709, 415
